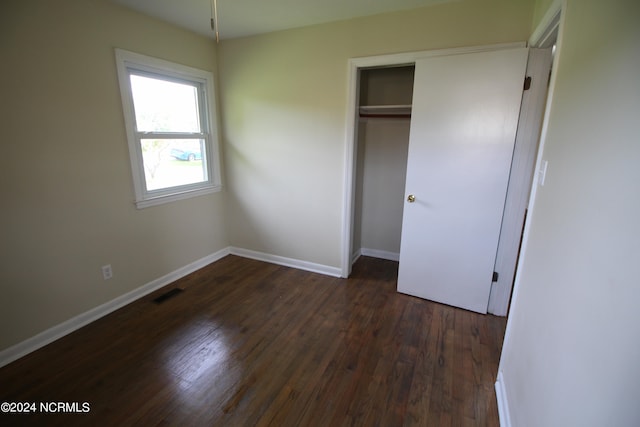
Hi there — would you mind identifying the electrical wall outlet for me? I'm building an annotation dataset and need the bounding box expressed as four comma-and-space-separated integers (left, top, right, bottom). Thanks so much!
102, 264, 113, 280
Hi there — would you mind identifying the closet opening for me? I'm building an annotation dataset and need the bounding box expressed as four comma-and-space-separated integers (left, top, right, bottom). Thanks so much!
351, 65, 415, 267
342, 43, 555, 316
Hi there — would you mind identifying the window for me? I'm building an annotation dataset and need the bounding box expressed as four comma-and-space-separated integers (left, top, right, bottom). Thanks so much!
115, 49, 221, 208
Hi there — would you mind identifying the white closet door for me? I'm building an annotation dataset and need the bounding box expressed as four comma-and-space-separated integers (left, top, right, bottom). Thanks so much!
397, 48, 528, 313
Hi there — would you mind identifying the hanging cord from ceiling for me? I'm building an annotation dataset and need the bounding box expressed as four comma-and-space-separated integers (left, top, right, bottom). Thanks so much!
210, 0, 219, 43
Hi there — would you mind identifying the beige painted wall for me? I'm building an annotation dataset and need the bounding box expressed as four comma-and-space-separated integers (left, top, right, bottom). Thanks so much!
218, 0, 536, 269
499, 0, 640, 425
0, 0, 228, 351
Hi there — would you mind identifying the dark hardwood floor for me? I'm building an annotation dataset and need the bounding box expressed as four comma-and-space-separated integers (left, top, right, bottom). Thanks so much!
0, 256, 506, 426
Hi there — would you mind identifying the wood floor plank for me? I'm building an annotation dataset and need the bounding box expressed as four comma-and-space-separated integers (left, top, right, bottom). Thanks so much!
0, 256, 506, 426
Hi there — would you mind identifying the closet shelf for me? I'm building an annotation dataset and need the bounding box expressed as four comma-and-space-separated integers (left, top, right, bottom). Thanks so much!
359, 104, 412, 118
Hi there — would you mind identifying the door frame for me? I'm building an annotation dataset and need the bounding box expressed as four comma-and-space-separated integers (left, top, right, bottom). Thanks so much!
488, 3, 562, 317
496, 1, 564, 423
341, 42, 526, 278
487, 48, 555, 315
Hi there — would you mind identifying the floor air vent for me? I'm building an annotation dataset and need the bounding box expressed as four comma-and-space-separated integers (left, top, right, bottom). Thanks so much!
153, 288, 184, 304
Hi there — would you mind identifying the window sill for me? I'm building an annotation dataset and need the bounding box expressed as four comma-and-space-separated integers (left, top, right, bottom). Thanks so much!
135, 185, 222, 209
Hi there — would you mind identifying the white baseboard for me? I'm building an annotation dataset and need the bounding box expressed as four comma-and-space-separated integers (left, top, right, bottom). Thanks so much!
1, 246, 343, 368
351, 248, 362, 265
229, 247, 342, 278
0, 247, 230, 369
351, 248, 399, 264
495, 371, 512, 427
361, 248, 400, 262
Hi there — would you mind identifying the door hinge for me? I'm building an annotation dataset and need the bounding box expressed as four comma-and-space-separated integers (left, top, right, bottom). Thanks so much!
523, 76, 532, 91
492, 271, 499, 282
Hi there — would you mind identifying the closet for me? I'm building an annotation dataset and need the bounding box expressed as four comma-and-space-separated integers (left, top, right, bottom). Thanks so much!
346, 45, 551, 315
352, 66, 415, 262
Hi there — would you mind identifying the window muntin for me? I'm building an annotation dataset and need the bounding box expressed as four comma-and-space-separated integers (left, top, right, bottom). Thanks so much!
115, 49, 221, 208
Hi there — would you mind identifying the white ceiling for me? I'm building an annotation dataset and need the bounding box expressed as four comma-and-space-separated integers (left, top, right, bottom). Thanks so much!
113, 0, 453, 40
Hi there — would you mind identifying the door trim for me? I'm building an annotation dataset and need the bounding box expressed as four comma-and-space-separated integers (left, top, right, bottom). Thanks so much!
529, 0, 563, 47
341, 43, 526, 278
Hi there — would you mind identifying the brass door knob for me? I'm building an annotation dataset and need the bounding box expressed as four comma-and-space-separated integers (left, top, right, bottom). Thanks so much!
407, 194, 416, 203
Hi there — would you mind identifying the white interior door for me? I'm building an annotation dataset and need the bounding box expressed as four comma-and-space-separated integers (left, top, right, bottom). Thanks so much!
397, 48, 528, 313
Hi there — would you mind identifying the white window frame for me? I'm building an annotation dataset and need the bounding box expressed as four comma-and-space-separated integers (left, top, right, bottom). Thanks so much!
115, 48, 222, 209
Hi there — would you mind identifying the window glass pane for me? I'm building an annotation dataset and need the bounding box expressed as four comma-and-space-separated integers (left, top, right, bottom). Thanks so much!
130, 74, 201, 133
141, 139, 207, 191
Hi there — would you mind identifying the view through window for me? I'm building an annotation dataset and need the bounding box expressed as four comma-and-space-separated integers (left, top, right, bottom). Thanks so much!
129, 74, 208, 191
115, 49, 221, 208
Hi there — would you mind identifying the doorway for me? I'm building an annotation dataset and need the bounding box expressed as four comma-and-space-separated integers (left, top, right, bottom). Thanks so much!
341, 41, 557, 315
352, 65, 414, 264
